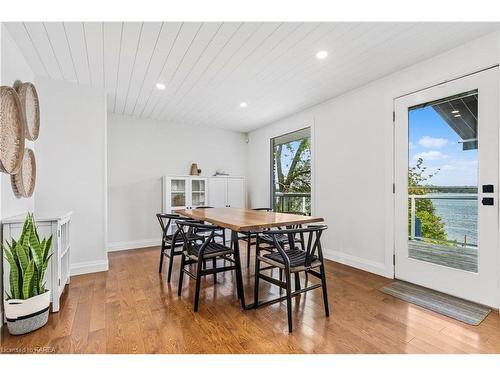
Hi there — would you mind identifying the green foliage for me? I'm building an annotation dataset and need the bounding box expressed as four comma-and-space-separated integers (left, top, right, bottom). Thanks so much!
273, 137, 311, 213
408, 158, 448, 243
3, 213, 53, 300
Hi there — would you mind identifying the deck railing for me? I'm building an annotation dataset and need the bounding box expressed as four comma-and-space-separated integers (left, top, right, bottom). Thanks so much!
409, 194, 477, 247
274, 192, 311, 214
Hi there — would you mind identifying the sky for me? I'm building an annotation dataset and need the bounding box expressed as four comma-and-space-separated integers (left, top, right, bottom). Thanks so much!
408, 106, 478, 187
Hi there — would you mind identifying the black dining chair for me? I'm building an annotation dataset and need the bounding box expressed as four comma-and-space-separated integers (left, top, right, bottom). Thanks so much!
176, 220, 244, 312
238, 207, 273, 267
156, 213, 203, 282
253, 225, 329, 333
194, 206, 226, 245
258, 211, 307, 251
256, 211, 309, 284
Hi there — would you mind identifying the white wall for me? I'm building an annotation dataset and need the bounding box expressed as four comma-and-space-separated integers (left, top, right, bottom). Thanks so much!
247, 31, 500, 278
0, 25, 35, 219
107, 114, 247, 250
35, 77, 108, 275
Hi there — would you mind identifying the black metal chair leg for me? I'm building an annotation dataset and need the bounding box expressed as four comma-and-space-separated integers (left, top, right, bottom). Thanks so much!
247, 233, 251, 268
167, 244, 176, 283
320, 264, 330, 317
159, 240, 165, 273
294, 272, 301, 292
285, 268, 293, 333
194, 258, 204, 312
177, 254, 186, 296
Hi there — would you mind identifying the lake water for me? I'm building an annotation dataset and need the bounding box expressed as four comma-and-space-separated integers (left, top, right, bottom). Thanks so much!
425, 193, 478, 246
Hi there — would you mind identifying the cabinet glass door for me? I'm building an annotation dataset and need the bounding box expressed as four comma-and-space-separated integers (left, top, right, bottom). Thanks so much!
170, 179, 186, 208
191, 179, 206, 207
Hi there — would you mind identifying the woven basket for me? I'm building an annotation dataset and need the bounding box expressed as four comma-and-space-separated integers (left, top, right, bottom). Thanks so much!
14, 81, 40, 141
0, 86, 26, 174
11, 148, 36, 198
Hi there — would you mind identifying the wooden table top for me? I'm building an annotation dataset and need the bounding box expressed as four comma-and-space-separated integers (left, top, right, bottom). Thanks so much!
174, 207, 324, 231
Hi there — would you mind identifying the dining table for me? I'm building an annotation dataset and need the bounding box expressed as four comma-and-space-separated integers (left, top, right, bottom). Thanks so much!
174, 207, 324, 309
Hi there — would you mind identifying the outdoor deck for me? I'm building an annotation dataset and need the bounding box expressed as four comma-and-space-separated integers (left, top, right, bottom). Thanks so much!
408, 241, 478, 272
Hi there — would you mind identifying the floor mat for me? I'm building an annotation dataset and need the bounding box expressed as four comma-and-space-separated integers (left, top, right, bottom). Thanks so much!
381, 280, 491, 325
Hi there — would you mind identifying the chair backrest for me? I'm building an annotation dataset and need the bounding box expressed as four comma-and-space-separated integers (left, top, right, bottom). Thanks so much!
156, 213, 181, 237
262, 225, 328, 267
252, 207, 272, 211
195, 206, 213, 209
175, 220, 219, 257
279, 211, 307, 229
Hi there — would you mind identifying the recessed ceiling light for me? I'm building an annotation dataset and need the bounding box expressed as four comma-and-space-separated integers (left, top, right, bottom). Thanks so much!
156, 82, 166, 90
240, 102, 248, 108
454, 114, 462, 117
451, 110, 459, 114
316, 50, 328, 60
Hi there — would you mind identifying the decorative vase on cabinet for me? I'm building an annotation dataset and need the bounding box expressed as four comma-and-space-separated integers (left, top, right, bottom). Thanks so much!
2, 212, 72, 314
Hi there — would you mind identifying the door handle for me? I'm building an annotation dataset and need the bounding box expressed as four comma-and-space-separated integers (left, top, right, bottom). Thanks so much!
482, 197, 494, 206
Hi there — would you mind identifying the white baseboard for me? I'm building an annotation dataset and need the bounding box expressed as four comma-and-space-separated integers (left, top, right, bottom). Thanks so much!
107, 238, 160, 252
70, 259, 109, 276
323, 248, 393, 279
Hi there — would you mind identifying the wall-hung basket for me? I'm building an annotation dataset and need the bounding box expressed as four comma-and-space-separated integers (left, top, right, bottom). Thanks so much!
14, 81, 40, 141
0, 86, 26, 174
11, 148, 36, 198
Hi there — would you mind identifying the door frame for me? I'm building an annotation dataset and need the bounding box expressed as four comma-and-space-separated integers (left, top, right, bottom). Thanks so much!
268, 121, 316, 215
391, 66, 500, 307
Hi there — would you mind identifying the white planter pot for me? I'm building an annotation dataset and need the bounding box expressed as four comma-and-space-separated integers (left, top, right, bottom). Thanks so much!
4, 291, 51, 335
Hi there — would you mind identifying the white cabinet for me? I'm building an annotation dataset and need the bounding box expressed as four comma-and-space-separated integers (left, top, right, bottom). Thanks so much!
163, 175, 246, 213
227, 177, 246, 208
162, 176, 208, 212
208, 176, 246, 208
2, 212, 72, 314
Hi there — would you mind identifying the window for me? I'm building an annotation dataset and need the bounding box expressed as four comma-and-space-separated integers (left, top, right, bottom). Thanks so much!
271, 127, 311, 214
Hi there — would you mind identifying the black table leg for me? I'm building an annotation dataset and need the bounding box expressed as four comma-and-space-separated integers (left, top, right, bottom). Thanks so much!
231, 230, 257, 310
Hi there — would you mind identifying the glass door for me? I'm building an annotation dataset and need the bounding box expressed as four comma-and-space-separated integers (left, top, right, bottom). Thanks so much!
169, 178, 187, 210
394, 68, 499, 307
271, 127, 311, 214
191, 178, 207, 207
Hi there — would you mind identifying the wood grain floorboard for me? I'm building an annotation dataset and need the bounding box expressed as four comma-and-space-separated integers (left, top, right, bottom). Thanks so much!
1, 243, 499, 354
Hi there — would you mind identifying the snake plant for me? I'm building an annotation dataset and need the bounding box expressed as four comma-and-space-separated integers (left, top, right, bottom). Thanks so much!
3, 213, 52, 300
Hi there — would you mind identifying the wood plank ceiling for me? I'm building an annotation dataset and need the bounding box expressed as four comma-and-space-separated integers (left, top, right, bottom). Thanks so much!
4, 22, 498, 132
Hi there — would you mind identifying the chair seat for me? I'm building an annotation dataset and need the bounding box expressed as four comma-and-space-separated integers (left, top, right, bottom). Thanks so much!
261, 248, 320, 270
187, 242, 234, 259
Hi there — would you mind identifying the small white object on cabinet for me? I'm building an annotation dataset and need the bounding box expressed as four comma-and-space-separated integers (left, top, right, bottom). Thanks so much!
2, 212, 71, 313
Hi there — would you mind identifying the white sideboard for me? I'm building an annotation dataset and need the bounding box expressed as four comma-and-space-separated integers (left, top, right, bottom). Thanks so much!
2, 212, 72, 314
162, 175, 246, 213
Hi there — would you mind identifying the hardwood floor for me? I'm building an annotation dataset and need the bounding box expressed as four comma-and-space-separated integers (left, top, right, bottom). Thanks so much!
1, 244, 499, 354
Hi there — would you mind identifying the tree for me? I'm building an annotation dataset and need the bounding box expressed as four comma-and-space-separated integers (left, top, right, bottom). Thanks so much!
273, 138, 311, 213
408, 158, 448, 243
